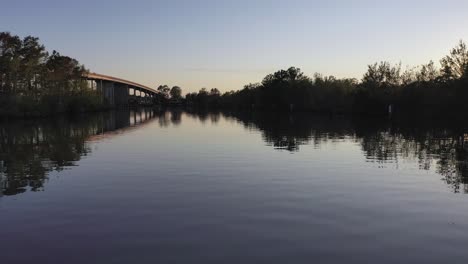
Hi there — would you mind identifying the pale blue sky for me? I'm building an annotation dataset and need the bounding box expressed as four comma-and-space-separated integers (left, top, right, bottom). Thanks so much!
2, 0, 468, 92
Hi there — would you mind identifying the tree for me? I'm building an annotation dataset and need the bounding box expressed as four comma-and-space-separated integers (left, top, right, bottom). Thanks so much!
262, 67, 306, 86
417, 61, 438, 82
0, 32, 22, 94
170, 86, 182, 99
362, 62, 402, 87
440, 40, 468, 80
157, 85, 170, 98
199, 88, 208, 95
19, 36, 48, 96
45, 50, 87, 95
0, 32, 105, 115
210, 88, 220, 96
401, 67, 417, 85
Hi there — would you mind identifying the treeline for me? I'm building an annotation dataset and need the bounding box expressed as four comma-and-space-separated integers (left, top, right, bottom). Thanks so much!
154, 85, 184, 105
183, 40, 468, 116
0, 32, 102, 117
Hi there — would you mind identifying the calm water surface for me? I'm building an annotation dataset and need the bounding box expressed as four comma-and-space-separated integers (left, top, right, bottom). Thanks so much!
1, 109, 468, 263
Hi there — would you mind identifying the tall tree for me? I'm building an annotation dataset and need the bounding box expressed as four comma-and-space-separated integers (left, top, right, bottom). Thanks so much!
157, 85, 170, 98
45, 50, 86, 95
0, 32, 22, 94
440, 40, 468, 80
19, 36, 48, 97
362, 62, 402, 87
170, 86, 182, 99
210, 88, 220, 96
417, 61, 439, 82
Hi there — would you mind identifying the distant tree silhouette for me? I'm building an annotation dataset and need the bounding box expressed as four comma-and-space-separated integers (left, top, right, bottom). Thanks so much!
184, 40, 468, 117
170, 86, 182, 100
416, 61, 439, 82
157, 85, 171, 98
440, 40, 468, 80
210, 88, 220, 96
362, 62, 402, 87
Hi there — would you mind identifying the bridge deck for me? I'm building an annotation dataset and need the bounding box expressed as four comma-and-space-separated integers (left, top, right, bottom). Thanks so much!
84, 72, 157, 93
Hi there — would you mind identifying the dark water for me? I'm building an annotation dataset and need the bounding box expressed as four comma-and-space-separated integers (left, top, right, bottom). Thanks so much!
2, 110, 468, 263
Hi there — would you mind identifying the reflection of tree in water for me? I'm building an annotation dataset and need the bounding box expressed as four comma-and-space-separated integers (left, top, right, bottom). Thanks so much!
226, 112, 354, 151
136, 110, 468, 194
157, 111, 171, 127
156, 110, 185, 127
439, 145, 468, 193
171, 110, 182, 126
0, 118, 96, 195
184, 110, 221, 126
0, 109, 157, 196
3, 110, 468, 195
226, 112, 468, 193
354, 118, 468, 193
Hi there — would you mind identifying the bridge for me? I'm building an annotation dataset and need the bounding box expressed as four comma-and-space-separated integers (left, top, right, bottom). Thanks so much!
83, 73, 159, 106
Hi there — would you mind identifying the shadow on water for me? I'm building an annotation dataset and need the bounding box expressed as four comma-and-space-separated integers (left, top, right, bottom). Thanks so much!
2, 109, 468, 196
0, 108, 158, 196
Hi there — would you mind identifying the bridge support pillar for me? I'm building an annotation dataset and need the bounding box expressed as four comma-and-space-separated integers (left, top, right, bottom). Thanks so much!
96, 81, 115, 106
103, 82, 115, 106
96, 80, 104, 103
115, 83, 129, 107
84, 73, 157, 107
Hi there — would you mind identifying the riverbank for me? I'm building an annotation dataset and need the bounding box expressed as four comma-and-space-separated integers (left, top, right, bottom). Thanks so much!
0, 92, 109, 119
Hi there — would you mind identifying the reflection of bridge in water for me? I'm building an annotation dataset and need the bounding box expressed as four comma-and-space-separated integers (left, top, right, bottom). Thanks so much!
0, 109, 158, 197
83, 73, 159, 106
87, 109, 158, 142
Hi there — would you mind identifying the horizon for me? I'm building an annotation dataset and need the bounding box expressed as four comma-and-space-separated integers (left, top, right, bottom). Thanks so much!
2, 0, 468, 92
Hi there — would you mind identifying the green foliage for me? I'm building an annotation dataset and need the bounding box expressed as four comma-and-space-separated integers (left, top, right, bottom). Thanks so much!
0, 32, 102, 116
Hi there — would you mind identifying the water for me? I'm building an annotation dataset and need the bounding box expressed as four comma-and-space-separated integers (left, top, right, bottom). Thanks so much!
1, 109, 468, 263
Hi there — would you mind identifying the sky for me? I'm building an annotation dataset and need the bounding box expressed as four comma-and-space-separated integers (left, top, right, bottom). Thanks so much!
2, 0, 468, 93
